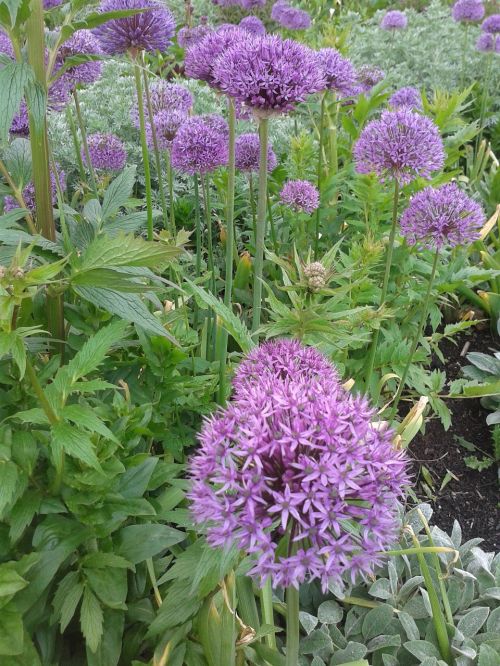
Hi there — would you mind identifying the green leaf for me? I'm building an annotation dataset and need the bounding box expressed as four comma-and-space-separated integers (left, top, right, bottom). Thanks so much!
119, 457, 158, 498
60, 581, 84, 632
457, 607, 490, 638
51, 422, 101, 470
330, 643, 368, 665
185, 279, 254, 353
2, 138, 31, 187
86, 609, 124, 666
115, 524, 184, 564
300, 629, 333, 655
478, 645, 500, 666
85, 567, 127, 610
82, 552, 133, 571
0, 567, 28, 597
24, 81, 46, 134
1, 0, 24, 25
361, 604, 394, 641
80, 586, 103, 653
8, 491, 40, 543
403, 640, 441, 661
317, 600, 343, 624
101, 166, 136, 220
0, 460, 19, 513
0, 61, 30, 142
61, 404, 119, 443
0, 609, 24, 656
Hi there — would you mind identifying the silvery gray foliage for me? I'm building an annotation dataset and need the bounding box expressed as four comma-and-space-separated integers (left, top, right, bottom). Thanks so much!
296, 504, 500, 666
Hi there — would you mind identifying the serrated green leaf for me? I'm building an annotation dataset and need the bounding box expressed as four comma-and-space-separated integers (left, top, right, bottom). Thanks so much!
82, 552, 133, 571
85, 567, 127, 610
0, 567, 28, 597
0, 460, 19, 513
51, 422, 101, 470
0, 609, 24, 656
115, 524, 184, 564
101, 166, 136, 221
0, 61, 30, 141
61, 404, 118, 443
60, 581, 84, 632
8, 491, 40, 543
80, 586, 103, 653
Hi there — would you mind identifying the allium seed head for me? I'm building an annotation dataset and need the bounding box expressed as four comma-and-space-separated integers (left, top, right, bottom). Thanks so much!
388, 86, 422, 111
452, 0, 485, 23
380, 10, 407, 30
171, 114, 229, 174
482, 14, 500, 33
400, 183, 485, 249
235, 133, 277, 173
316, 48, 357, 96
239, 15, 266, 35
83, 133, 127, 171
303, 262, 328, 291
280, 179, 320, 214
185, 25, 248, 89
93, 0, 176, 55
353, 108, 445, 185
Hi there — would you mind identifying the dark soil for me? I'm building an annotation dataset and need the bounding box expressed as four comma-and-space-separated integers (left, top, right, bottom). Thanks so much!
408, 326, 500, 552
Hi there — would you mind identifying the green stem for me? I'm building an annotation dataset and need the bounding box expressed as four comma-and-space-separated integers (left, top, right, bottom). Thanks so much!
389, 249, 439, 420
72, 88, 98, 199
65, 106, 86, 185
251, 117, 269, 336
193, 174, 202, 329
260, 579, 276, 650
216, 98, 236, 405
201, 174, 215, 359
166, 149, 176, 235
476, 53, 493, 152
267, 192, 279, 256
285, 585, 300, 666
364, 179, 400, 391
249, 173, 257, 242
460, 24, 469, 89
133, 58, 154, 240
142, 63, 169, 231
314, 92, 327, 259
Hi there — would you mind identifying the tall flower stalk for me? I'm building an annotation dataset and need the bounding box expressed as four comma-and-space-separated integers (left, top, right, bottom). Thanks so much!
133, 57, 154, 240
73, 88, 98, 198
314, 91, 327, 258
252, 118, 269, 335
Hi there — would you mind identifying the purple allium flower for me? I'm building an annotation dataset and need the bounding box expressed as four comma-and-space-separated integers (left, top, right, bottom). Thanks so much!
271, 0, 289, 21
276, 5, 311, 30
55, 30, 103, 88
476, 31, 500, 52
388, 86, 422, 111
132, 81, 192, 146
452, 0, 485, 23
189, 339, 409, 590
185, 25, 248, 89
0, 30, 14, 58
280, 180, 320, 214
239, 15, 266, 35
93, 0, 176, 55
150, 110, 187, 150
171, 114, 229, 174
83, 133, 127, 171
4, 167, 66, 212
235, 133, 277, 173
482, 14, 500, 33
149, 81, 193, 114
400, 183, 485, 249
353, 108, 445, 185
316, 48, 357, 96
356, 64, 385, 93
44, 0, 64, 7
177, 23, 213, 49
241, 0, 266, 8
213, 35, 325, 118
380, 10, 407, 30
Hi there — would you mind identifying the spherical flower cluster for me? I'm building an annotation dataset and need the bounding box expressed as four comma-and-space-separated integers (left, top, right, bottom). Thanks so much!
171, 114, 229, 174
388, 86, 422, 111
482, 14, 500, 33
55, 30, 103, 88
380, 10, 407, 30
353, 108, 445, 185
0, 30, 14, 58
83, 133, 127, 171
400, 183, 485, 249
280, 180, 320, 214
152, 110, 187, 150
239, 15, 266, 35
132, 81, 192, 149
476, 32, 500, 52
93, 0, 176, 55
451, 0, 485, 23
185, 25, 247, 89
316, 48, 357, 96
356, 65, 385, 93
235, 133, 277, 173
149, 81, 193, 115
271, 0, 288, 20
213, 35, 325, 117
177, 23, 213, 49
189, 339, 409, 590
4, 167, 65, 213
275, 5, 311, 30
241, 0, 266, 8
303, 262, 328, 291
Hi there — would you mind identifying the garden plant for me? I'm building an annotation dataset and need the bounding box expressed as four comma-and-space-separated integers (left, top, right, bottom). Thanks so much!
0, 0, 499, 664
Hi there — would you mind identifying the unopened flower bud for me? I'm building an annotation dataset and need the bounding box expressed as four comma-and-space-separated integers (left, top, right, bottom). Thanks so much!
304, 261, 327, 291
12, 267, 25, 279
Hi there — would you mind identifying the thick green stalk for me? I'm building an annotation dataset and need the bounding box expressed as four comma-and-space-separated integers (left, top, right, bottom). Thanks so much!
251, 118, 269, 336
476, 53, 493, 152
73, 88, 98, 198
389, 249, 439, 420
142, 64, 169, 231
460, 24, 469, 89
201, 174, 215, 358
266, 192, 279, 256
166, 149, 176, 235
249, 173, 257, 242
260, 579, 276, 650
65, 107, 86, 185
285, 585, 300, 666
364, 180, 400, 391
314, 92, 327, 259
26, 0, 64, 347
216, 99, 236, 405
193, 174, 202, 329
133, 58, 154, 240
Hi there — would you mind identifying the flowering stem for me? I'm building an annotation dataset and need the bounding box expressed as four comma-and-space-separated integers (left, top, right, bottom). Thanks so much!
201, 173, 215, 357
65, 106, 86, 185
252, 117, 269, 336
72, 88, 98, 199
267, 192, 279, 256
314, 91, 327, 259
260, 579, 276, 651
460, 24, 469, 89
389, 248, 440, 421
285, 584, 300, 666
133, 58, 154, 240
476, 52, 493, 153
216, 98, 236, 405
166, 149, 176, 235
142, 62, 169, 232
364, 179, 400, 392
249, 173, 257, 242
193, 174, 202, 329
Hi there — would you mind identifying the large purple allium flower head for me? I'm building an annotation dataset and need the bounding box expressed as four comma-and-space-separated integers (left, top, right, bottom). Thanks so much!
235, 133, 277, 173
4, 166, 66, 213
83, 133, 127, 171
280, 179, 319, 214
380, 10, 407, 30
189, 339, 409, 590
476, 31, 500, 52
55, 30, 103, 88
185, 25, 248, 89
241, 0, 266, 8
452, 0, 485, 23
356, 64, 385, 93
400, 183, 485, 249
0, 30, 14, 58
316, 48, 357, 96
177, 23, 213, 49
276, 5, 311, 30
353, 108, 445, 185
482, 14, 500, 33
171, 114, 229, 174
93, 0, 176, 55
149, 81, 193, 114
213, 35, 325, 118
389, 86, 422, 111
240, 15, 266, 35
271, 0, 289, 21
151, 110, 187, 149
44, 0, 64, 8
